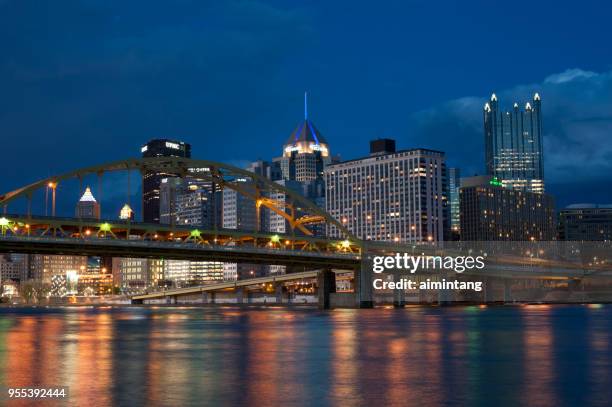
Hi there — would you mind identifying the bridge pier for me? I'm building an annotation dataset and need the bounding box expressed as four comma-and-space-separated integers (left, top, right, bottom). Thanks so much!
483, 277, 491, 303
438, 280, 452, 306
202, 291, 216, 304
392, 274, 406, 308
504, 280, 513, 303
131, 298, 143, 305
275, 283, 283, 304
165, 296, 177, 305
356, 261, 374, 308
236, 287, 245, 304
318, 269, 336, 310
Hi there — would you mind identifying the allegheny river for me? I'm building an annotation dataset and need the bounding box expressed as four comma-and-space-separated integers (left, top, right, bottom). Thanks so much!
0, 305, 611, 406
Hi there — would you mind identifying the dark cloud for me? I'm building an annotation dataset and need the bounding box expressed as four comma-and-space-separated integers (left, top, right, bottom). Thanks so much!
407, 68, 612, 206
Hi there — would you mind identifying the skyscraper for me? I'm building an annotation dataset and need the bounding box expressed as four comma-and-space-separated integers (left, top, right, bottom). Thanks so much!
484, 93, 544, 193
325, 140, 449, 242
448, 168, 461, 239
277, 93, 333, 182
141, 139, 191, 223
75, 186, 100, 219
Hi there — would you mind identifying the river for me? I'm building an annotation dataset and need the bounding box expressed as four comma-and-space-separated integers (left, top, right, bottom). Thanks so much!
0, 305, 610, 406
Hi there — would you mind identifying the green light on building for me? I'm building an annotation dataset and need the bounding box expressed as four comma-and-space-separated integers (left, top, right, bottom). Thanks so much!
0, 217, 9, 227
190, 229, 201, 238
270, 234, 280, 243
489, 177, 503, 187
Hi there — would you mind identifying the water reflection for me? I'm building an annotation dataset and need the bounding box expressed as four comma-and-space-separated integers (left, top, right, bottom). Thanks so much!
0, 306, 611, 406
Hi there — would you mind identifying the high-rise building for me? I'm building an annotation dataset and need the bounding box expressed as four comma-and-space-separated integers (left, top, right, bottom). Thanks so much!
157, 177, 223, 287
141, 139, 191, 223
276, 93, 336, 183
559, 204, 612, 241
325, 140, 449, 242
247, 159, 282, 181
484, 93, 544, 193
448, 168, 461, 239
459, 176, 556, 241
222, 181, 257, 231
75, 187, 100, 219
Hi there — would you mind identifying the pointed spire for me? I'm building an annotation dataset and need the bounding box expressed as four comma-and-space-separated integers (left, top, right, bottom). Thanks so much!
513, 102, 519, 108
525, 102, 532, 110
534, 92, 541, 101
491, 93, 497, 102
304, 91, 308, 120
79, 186, 97, 202
484, 102, 491, 112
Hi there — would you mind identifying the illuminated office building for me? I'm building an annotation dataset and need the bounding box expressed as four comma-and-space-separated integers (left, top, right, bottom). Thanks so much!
141, 139, 191, 223
29, 255, 88, 283
75, 186, 100, 219
448, 168, 461, 239
559, 204, 612, 241
459, 176, 555, 241
325, 140, 449, 242
484, 93, 544, 193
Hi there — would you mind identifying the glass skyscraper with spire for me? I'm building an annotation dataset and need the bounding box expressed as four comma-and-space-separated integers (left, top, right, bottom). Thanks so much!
483, 92, 544, 193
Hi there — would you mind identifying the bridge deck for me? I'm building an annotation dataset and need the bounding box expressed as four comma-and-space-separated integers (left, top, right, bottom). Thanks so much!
132, 270, 321, 300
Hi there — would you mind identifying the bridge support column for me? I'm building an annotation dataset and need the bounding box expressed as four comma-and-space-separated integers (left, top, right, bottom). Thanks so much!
356, 260, 374, 308
202, 291, 216, 304
318, 269, 336, 310
438, 278, 452, 306
483, 277, 491, 303
131, 298, 143, 305
165, 296, 177, 305
503, 280, 513, 303
236, 287, 244, 304
275, 283, 283, 304
392, 274, 406, 308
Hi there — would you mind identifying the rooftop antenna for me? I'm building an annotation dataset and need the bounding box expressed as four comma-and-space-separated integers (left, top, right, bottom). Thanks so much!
304, 91, 308, 120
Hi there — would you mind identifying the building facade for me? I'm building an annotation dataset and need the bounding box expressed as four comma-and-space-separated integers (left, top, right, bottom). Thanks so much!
75, 187, 100, 219
559, 204, 612, 241
484, 93, 544, 193
141, 139, 191, 223
459, 176, 556, 241
448, 167, 461, 239
29, 254, 88, 283
325, 142, 449, 242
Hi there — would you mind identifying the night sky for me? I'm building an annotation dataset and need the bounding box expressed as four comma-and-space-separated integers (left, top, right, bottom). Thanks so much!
1, 0, 611, 215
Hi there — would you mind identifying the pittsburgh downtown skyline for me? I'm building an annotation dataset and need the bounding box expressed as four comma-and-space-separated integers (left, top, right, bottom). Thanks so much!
1, 2, 612, 406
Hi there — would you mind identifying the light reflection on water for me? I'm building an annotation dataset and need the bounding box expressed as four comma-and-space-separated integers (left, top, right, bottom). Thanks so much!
0, 305, 611, 406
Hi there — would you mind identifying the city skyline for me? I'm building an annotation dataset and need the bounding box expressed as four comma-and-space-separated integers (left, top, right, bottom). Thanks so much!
1, 1, 611, 209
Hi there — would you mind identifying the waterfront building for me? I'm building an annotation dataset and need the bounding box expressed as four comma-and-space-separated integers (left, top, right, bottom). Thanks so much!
325, 140, 449, 242
459, 176, 555, 241
29, 254, 88, 283
559, 204, 612, 241
164, 260, 224, 288
141, 138, 191, 223
448, 167, 461, 239
484, 93, 544, 193
112, 257, 164, 293
0, 254, 26, 282
75, 186, 100, 219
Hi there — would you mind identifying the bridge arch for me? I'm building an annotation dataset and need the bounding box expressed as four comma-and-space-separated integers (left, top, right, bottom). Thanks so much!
0, 157, 358, 242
